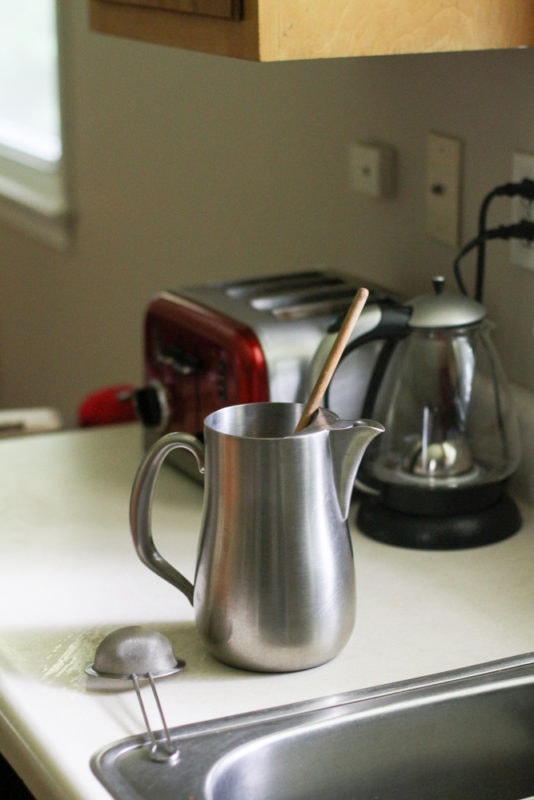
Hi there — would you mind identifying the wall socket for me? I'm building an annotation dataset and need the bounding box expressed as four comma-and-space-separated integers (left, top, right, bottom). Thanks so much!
511, 151, 534, 271
425, 132, 463, 247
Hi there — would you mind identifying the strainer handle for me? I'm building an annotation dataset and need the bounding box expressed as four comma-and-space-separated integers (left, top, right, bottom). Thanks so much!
129, 432, 205, 606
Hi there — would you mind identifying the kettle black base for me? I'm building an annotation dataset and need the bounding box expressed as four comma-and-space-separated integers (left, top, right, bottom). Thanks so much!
356, 492, 521, 551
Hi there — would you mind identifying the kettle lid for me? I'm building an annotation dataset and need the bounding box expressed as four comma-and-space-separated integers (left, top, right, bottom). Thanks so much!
409, 276, 486, 329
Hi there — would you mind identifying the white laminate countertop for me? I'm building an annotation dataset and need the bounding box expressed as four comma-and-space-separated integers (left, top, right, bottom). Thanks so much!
0, 424, 533, 800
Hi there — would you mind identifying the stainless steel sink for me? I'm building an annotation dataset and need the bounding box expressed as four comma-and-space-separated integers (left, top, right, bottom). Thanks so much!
91, 652, 534, 800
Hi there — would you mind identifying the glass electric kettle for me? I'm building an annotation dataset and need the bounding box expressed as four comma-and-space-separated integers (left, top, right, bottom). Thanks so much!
348, 277, 521, 549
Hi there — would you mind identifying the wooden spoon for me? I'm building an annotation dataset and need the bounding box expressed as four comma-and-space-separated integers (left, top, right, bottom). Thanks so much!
294, 287, 369, 433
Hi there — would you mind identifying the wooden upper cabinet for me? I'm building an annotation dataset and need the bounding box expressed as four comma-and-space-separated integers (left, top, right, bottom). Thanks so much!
89, 0, 534, 61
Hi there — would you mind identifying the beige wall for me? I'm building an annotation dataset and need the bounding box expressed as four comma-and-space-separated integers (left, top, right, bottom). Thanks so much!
0, 5, 533, 425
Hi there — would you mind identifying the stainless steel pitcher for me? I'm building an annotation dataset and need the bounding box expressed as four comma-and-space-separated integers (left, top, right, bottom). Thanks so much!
130, 402, 384, 672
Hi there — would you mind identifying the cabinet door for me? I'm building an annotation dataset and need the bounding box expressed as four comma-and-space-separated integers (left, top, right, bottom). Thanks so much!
90, 0, 257, 58
99, 0, 242, 20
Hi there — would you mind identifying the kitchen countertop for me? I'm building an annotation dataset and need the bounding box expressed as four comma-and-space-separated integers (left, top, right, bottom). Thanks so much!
0, 423, 533, 800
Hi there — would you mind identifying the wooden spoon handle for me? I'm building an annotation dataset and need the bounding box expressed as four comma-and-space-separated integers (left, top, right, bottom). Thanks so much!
294, 287, 370, 433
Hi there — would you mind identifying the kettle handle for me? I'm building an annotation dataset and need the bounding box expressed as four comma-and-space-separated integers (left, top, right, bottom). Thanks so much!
332, 299, 411, 355
310, 301, 410, 392
129, 432, 205, 606
348, 303, 411, 417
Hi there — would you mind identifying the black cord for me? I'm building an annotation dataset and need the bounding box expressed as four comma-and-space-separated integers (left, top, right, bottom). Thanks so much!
454, 219, 534, 297
475, 178, 534, 301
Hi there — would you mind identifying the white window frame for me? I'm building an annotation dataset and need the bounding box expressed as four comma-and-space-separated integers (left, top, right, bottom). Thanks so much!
0, 1, 71, 249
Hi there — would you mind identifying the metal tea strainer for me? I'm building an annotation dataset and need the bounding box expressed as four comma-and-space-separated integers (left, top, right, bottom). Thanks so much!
86, 626, 185, 763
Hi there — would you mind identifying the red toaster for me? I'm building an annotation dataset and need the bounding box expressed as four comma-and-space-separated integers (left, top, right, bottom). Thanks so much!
134, 270, 399, 471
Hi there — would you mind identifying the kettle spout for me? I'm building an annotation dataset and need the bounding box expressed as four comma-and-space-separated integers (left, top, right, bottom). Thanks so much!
329, 417, 385, 519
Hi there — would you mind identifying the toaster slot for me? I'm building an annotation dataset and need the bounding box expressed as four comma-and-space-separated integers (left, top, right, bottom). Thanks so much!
251, 285, 360, 317
272, 296, 356, 320
220, 271, 340, 299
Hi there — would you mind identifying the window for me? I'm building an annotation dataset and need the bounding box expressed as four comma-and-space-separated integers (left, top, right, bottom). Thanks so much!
0, 0, 70, 247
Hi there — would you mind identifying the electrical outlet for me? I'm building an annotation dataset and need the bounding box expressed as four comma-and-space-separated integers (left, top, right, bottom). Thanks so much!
349, 142, 396, 199
425, 132, 463, 247
510, 151, 534, 271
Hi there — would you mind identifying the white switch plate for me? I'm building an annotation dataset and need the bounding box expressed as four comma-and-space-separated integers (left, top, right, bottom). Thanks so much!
511, 151, 534, 271
349, 142, 396, 198
425, 132, 463, 247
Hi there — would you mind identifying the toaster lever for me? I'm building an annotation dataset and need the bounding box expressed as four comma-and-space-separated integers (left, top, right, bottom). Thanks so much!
134, 383, 170, 429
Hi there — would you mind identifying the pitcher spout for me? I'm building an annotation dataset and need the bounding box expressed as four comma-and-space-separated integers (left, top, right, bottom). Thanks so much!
329, 417, 385, 519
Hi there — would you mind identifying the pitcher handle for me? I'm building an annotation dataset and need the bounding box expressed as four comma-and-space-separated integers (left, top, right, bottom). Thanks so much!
129, 432, 205, 606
